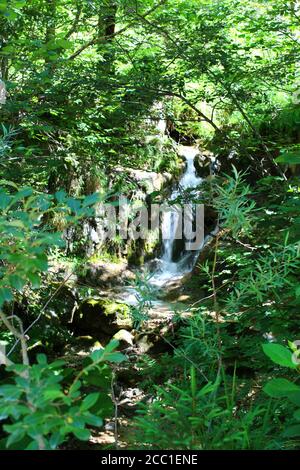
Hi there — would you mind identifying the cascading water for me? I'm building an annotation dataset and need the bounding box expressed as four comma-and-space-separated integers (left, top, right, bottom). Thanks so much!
117, 144, 217, 307
151, 145, 204, 286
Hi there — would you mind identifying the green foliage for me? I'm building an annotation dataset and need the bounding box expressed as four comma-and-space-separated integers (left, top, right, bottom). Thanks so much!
212, 166, 256, 238
262, 343, 297, 369
263, 342, 300, 440
226, 241, 300, 314
129, 271, 157, 329
0, 340, 125, 450
1, 0, 300, 452
276, 150, 300, 165
0, 183, 99, 307
134, 368, 274, 450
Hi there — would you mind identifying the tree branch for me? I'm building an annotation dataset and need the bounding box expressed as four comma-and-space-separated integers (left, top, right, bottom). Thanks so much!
0, 310, 29, 365
65, 3, 82, 39
68, 0, 168, 61
146, 87, 220, 131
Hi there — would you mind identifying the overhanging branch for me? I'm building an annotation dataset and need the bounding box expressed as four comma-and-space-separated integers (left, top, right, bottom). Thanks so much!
67, 0, 168, 61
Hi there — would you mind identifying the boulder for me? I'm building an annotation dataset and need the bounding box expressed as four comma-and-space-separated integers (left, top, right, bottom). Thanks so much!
114, 166, 173, 195
73, 297, 133, 340
194, 151, 216, 178
79, 260, 135, 287
113, 329, 134, 349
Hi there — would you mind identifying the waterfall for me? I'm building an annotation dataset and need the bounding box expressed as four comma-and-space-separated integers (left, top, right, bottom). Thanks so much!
151, 145, 204, 285
118, 145, 216, 306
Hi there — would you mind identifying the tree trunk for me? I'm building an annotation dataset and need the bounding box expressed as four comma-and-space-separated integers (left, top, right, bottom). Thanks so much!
45, 0, 56, 65
97, 1, 117, 74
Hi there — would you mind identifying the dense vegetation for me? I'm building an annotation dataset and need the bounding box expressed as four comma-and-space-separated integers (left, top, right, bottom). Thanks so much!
1, 0, 300, 451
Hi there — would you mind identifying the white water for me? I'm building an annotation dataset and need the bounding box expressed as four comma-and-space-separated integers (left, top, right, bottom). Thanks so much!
118, 145, 217, 307
150, 146, 204, 286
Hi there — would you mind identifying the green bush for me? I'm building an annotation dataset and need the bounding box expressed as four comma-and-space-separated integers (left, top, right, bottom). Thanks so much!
263, 342, 300, 440
0, 340, 124, 450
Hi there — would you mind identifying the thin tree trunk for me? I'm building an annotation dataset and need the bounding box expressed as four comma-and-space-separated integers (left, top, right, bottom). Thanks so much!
97, 1, 117, 74
45, 0, 56, 65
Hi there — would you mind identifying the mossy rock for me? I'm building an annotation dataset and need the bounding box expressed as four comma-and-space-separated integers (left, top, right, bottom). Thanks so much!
73, 297, 132, 339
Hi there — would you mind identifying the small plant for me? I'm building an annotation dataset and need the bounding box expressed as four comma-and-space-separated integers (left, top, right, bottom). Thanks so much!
0, 340, 125, 450
212, 166, 256, 238
0, 183, 99, 306
129, 271, 157, 329
0, 125, 19, 162
134, 367, 270, 450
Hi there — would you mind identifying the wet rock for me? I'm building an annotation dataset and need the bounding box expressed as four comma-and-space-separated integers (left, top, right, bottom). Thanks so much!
160, 273, 192, 301
117, 387, 146, 417
204, 205, 218, 234
171, 237, 186, 262
127, 233, 161, 267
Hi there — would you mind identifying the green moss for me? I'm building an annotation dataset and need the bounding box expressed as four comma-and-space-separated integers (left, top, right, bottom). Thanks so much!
86, 297, 130, 318
88, 251, 124, 265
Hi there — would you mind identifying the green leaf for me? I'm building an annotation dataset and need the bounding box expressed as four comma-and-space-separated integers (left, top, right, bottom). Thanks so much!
198, 381, 217, 397
80, 393, 100, 412
94, 393, 113, 418
4, 427, 25, 447
82, 193, 100, 207
67, 198, 81, 214
27, 272, 40, 288
25, 440, 40, 450
283, 425, 300, 437
55, 190, 66, 203
275, 152, 300, 165
263, 378, 300, 398
56, 39, 73, 50
84, 414, 103, 427
287, 392, 300, 406
44, 389, 64, 400
0, 287, 13, 307
48, 359, 65, 369
294, 287, 300, 298
33, 254, 48, 271
73, 427, 90, 441
293, 409, 300, 421
262, 343, 297, 369
11, 188, 33, 203
8, 274, 25, 292
49, 432, 63, 450
107, 351, 125, 363
83, 366, 111, 388
1, 45, 15, 55
36, 353, 47, 365
91, 349, 104, 362
104, 339, 119, 353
